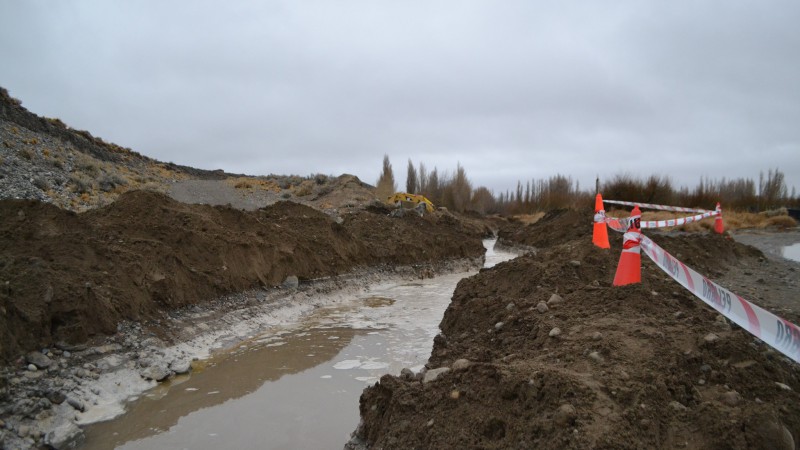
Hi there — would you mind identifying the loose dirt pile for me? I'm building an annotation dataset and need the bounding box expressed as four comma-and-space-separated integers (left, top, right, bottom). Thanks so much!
349, 210, 800, 449
0, 191, 486, 362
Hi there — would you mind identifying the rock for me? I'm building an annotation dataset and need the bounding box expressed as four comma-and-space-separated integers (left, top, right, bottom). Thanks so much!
720, 391, 741, 406
169, 359, 192, 375
547, 294, 564, 305
549, 327, 562, 338
673, 311, 684, 319
451, 359, 471, 371
27, 364, 38, 371
703, 333, 720, 344
18, 424, 31, 438
700, 364, 712, 373
588, 351, 604, 363
553, 404, 577, 427
26, 351, 53, 369
669, 401, 687, 411
423, 367, 450, 384
62, 351, 71, 358
506, 302, 515, 311
568, 260, 581, 267
775, 382, 792, 391
141, 364, 171, 382
44, 417, 85, 449
282, 275, 299, 289
591, 332, 602, 341
66, 397, 85, 412
449, 390, 460, 399
55, 341, 86, 352
46, 390, 66, 405
96, 355, 125, 372
536, 302, 549, 313
400, 368, 415, 380
733, 360, 756, 369
494, 322, 504, 331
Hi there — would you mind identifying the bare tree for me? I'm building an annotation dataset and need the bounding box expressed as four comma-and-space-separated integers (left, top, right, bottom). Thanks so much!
406, 159, 418, 194
376, 154, 396, 201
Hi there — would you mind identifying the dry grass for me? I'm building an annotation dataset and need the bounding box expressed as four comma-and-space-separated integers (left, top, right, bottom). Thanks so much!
226, 176, 282, 192
512, 212, 546, 224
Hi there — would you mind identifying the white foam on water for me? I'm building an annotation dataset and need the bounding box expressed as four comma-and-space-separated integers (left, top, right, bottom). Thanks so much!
333, 359, 362, 370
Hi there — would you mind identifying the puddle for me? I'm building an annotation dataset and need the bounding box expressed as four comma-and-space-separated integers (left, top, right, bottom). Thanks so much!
783, 243, 800, 262
81, 239, 516, 449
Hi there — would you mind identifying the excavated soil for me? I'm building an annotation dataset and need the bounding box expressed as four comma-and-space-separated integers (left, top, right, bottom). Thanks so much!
351, 210, 800, 449
0, 191, 486, 362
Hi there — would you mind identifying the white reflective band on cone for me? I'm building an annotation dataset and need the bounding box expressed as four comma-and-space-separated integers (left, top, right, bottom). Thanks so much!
640, 234, 800, 363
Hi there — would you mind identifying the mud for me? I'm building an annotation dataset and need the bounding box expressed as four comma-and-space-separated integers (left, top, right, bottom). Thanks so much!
349, 210, 800, 449
0, 190, 486, 362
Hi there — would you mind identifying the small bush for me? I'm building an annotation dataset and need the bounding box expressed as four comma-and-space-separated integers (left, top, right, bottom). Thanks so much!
69, 173, 93, 194
765, 215, 797, 230
234, 181, 252, 189
98, 173, 128, 192
19, 148, 34, 160
32, 176, 50, 191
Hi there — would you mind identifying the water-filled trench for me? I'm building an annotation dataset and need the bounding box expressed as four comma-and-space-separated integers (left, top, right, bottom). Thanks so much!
81, 239, 517, 449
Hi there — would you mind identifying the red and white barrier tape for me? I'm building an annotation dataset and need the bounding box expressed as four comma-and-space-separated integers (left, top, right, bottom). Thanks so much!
604, 199, 710, 213
639, 234, 800, 363
597, 210, 720, 232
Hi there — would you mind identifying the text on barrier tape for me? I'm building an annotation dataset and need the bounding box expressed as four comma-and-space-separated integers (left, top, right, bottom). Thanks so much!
604, 199, 711, 214
639, 234, 800, 363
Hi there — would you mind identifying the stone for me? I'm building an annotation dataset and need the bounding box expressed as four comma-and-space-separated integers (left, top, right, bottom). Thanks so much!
96, 355, 125, 372
536, 302, 549, 313
450, 390, 460, 399
282, 275, 299, 289
569, 260, 581, 267
669, 401, 687, 411
26, 351, 53, 369
423, 367, 450, 384
506, 302, 515, 311
44, 417, 85, 449
451, 359, 471, 371
703, 333, 720, 344
721, 391, 741, 406
775, 382, 792, 391
400, 368, 415, 380
549, 327, 562, 338
169, 359, 192, 375
46, 390, 66, 405
27, 364, 38, 371
700, 364, 712, 373
547, 294, 564, 305
66, 397, 85, 412
141, 365, 171, 382
494, 322, 504, 331
18, 424, 31, 438
591, 332, 602, 341
553, 404, 577, 427
588, 351, 604, 363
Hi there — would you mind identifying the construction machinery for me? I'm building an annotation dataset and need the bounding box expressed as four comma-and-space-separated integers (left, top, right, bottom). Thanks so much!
387, 192, 435, 214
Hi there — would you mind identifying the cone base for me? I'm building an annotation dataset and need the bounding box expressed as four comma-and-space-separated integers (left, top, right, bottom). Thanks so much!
613, 252, 641, 286
593, 223, 610, 249
714, 217, 724, 234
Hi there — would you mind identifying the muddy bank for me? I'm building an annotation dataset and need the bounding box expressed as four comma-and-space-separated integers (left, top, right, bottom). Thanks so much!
349, 210, 800, 449
0, 190, 486, 363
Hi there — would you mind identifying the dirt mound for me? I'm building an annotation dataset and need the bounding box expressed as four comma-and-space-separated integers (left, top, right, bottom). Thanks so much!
498, 208, 596, 249
0, 191, 485, 361
351, 214, 800, 449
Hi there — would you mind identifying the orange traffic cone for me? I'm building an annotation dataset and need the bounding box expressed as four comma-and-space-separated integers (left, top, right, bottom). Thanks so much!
714, 202, 724, 234
592, 193, 610, 249
613, 206, 642, 286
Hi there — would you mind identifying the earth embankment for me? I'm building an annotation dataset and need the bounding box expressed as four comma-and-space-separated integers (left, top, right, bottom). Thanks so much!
350, 210, 800, 449
0, 191, 485, 362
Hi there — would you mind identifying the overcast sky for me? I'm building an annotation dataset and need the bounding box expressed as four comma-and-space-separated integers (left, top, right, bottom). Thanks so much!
1, 1, 798, 196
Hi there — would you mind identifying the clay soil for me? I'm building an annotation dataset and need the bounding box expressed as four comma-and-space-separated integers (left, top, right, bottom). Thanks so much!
352, 210, 800, 449
0, 191, 487, 362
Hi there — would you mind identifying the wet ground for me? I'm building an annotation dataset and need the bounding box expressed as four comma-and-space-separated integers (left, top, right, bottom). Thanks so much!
80, 240, 516, 449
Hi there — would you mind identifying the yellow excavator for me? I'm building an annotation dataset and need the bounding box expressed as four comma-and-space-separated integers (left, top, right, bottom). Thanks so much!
387, 192, 435, 213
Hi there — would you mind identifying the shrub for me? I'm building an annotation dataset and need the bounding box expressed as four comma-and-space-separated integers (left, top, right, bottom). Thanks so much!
32, 176, 50, 191
98, 173, 128, 192
69, 174, 93, 194
765, 215, 797, 230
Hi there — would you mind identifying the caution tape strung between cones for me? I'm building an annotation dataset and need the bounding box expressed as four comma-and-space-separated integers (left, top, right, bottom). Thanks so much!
639, 234, 800, 363
603, 199, 711, 213
597, 210, 720, 232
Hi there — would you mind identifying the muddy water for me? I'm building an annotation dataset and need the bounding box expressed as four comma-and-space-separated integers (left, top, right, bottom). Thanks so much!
82, 240, 516, 449
783, 243, 800, 262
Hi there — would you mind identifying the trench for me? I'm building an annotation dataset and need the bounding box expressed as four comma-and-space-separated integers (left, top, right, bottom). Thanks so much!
80, 239, 517, 449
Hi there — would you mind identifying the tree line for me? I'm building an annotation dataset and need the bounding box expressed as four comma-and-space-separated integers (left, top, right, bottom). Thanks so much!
376, 155, 798, 214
